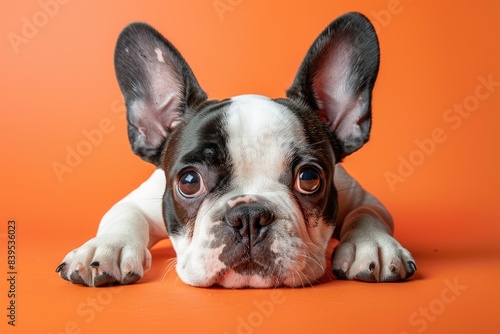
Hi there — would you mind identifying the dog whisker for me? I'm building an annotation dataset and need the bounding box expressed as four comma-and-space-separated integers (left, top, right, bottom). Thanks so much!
161, 258, 178, 284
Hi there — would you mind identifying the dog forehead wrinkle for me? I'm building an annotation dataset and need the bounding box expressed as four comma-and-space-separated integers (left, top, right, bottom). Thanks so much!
226, 95, 303, 182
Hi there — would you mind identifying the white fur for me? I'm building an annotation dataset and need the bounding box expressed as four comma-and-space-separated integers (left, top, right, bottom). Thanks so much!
226, 95, 301, 189
172, 96, 334, 287
58, 97, 415, 287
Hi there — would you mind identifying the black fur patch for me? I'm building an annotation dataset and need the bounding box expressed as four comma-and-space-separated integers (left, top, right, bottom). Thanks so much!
275, 98, 338, 226
162, 100, 232, 237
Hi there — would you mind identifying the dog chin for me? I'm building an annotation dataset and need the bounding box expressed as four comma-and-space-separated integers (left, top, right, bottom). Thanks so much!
179, 265, 326, 289
219, 272, 327, 289
216, 270, 279, 288
180, 271, 290, 289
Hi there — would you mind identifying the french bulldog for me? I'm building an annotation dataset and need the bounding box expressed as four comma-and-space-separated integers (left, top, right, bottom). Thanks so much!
56, 12, 416, 288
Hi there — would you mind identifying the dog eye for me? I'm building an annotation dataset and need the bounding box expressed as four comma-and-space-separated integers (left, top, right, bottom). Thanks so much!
295, 167, 321, 194
178, 171, 206, 198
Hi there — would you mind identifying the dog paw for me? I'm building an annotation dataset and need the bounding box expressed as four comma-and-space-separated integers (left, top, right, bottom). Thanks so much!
56, 235, 152, 287
331, 232, 416, 282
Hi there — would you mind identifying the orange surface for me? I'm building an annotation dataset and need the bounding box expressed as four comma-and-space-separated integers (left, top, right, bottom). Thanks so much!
1, 0, 499, 333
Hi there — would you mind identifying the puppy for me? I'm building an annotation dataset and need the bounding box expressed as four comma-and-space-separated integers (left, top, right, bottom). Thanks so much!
56, 12, 416, 288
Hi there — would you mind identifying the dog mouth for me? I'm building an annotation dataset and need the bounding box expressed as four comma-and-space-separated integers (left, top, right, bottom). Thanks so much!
228, 258, 272, 277
212, 261, 319, 289
213, 264, 282, 289
208, 253, 315, 288
175, 244, 327, 288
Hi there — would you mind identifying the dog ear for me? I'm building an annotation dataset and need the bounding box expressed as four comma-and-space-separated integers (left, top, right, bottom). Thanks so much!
114, 23, 207, 166
286, 12, 380, 159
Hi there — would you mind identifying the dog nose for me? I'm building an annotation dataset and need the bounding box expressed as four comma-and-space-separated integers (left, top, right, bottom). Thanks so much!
225, 203, 274, 245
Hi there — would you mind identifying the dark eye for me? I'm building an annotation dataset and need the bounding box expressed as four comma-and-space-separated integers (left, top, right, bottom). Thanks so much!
295, 167, 321, 194
178, 171, 206, 198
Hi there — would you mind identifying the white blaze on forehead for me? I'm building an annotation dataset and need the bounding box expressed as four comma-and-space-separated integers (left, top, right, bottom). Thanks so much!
226, 95, 303, 188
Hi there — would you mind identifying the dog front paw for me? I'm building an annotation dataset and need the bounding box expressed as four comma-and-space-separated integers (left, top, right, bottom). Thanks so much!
56, 235, 152, 287
331, 232, 416, 282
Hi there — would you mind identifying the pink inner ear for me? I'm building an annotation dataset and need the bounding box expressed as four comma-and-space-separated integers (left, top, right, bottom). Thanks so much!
312, 40, 352, 124
312, 41, 367, 143
131, 44, 184, 147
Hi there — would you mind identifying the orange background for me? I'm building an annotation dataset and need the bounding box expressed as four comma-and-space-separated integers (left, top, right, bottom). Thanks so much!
1, 0, 499, 333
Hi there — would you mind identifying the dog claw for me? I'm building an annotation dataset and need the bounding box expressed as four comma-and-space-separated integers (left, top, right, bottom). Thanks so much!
404, 261, 417, 279
355, 271, 377, 282
90, 261, 100, 268
93, 273, 116, 287
69, 271, 86, 285
55, 263, 66, 273
383, 271, 402, 282
57, 264, 70, 282
333, 269, 348, 280
123, 272, 141, 285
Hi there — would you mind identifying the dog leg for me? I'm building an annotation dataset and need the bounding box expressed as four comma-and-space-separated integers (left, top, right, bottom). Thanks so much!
332, 166, 416, 282
56, 169, 167, 286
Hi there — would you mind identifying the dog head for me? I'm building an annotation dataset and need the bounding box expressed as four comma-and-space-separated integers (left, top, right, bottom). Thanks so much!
114, 12, 379, 288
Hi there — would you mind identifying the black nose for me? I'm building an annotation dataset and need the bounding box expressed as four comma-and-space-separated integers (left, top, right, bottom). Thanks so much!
225, 203, 274, 246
